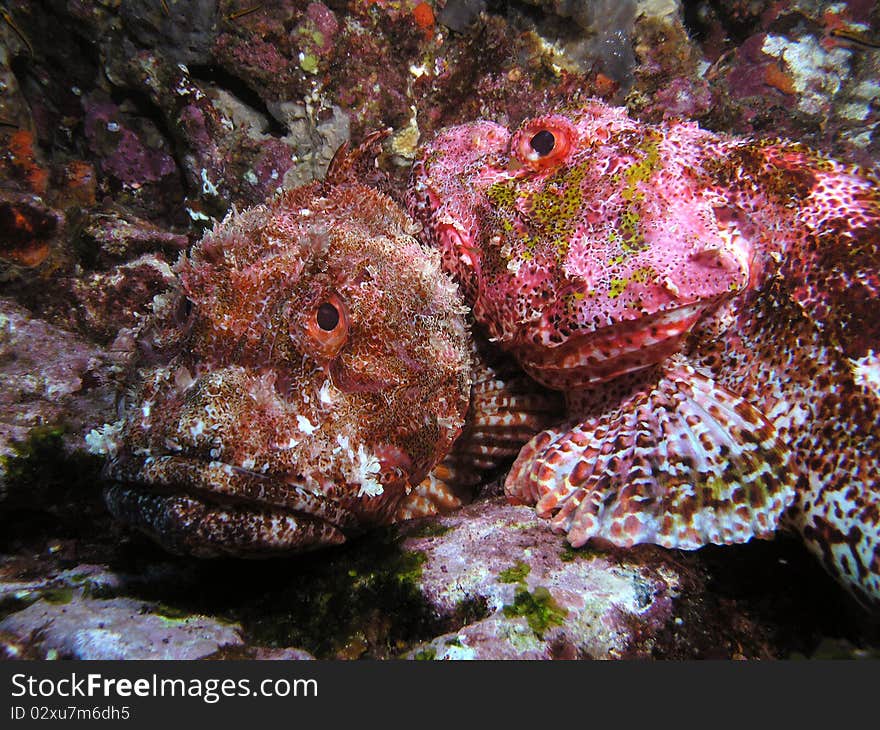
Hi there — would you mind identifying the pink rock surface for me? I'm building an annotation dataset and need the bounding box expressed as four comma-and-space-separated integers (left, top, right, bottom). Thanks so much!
401, 499, 698, 659
0, 298, 113, 491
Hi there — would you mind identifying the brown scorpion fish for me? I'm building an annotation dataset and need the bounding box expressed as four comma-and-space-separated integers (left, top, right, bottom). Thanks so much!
88, 136, 554, 557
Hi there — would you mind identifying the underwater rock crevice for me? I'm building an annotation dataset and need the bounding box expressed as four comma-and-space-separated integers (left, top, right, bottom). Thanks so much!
188, 64, 290, 138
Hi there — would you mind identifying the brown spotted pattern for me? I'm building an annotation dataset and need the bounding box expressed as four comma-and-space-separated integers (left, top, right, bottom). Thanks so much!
91, 133, 561, 557
93, 166, 477, 556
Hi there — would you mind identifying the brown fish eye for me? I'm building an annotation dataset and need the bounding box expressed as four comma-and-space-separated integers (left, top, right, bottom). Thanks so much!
530, 130, 556, 156
302, 292, 349, 360
316, 301, 340, 331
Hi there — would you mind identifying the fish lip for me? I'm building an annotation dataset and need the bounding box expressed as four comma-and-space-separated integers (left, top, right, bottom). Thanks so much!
109, 454, 360, 532
517, 299, 716, 388
102, 481, 349, 558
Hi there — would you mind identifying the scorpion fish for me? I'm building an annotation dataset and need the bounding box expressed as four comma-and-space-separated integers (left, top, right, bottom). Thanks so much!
408, 100, 880, 609
88, 136, 554, 557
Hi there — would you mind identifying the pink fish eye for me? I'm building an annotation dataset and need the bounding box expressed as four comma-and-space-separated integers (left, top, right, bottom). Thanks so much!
511, 115, 577, 171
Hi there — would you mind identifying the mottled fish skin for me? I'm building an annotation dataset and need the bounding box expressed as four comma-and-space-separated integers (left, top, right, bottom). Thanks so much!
91, 163, 476, 557
409, 100, 880, 610
89, 133, 562, 558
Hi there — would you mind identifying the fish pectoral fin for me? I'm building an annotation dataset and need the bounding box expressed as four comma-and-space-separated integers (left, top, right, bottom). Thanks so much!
452, 345, 565, 472
454, 359, 563, 471
778, 163, 880, 358
397, 349, 565, 523
395, 462, 466, 521
505, 359, 798, 550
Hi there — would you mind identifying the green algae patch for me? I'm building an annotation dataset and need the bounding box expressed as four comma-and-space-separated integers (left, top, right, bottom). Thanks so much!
487, 180, 518, 210
298, 53, 319, 74
617, 209, 645, 253
559, 544, 603, 562
608, 277, 627, 299
413, 647, 437, 661
498, 561, 531, 584
618, 131, 663, 202
153, 602, 197, 620
502, 586, 567, 639
237, 528, 439, 659
486, 161, 593, 263
41, 587, 74, 605
452, 594, 490, 625
406, 522, 453, 539
528, 162, 590, 262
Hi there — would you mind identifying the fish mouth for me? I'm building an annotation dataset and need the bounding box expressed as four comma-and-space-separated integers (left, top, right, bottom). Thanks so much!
104, 482, 349, 558
515, 301, 711, 390
103, 451, 410, 557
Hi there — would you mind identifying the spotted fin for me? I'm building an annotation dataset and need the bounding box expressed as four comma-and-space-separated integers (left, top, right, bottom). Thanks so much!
770, 149, 880, 358
452, 355, 562, 474
396, 348, 562, 521
324, 128, 391, 186
505, 359, 797, 549
782, 369, 880, 611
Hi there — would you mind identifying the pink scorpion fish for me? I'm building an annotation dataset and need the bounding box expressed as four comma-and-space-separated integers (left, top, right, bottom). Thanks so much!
89, 137, 553, 557
409, 100, 880, 609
